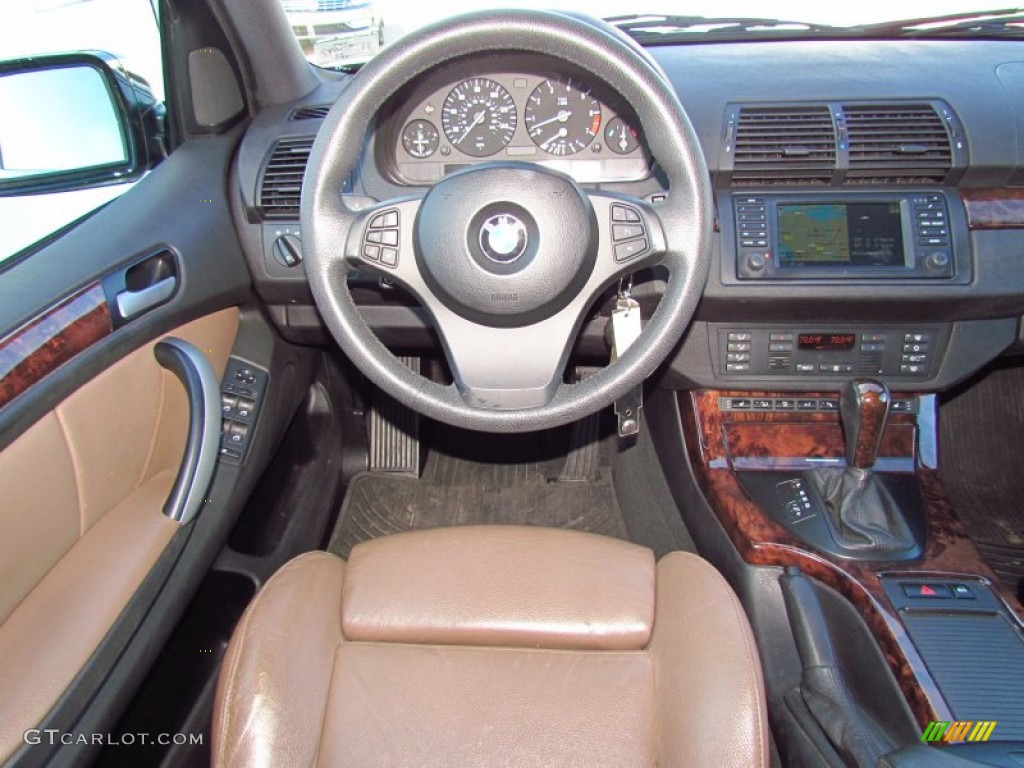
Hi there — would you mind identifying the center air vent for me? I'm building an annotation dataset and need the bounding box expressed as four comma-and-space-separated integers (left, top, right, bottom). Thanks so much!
258, 136, 314, 219
843, 104, 954, 184
290, 104, 330, 120
729, 105, 837, 186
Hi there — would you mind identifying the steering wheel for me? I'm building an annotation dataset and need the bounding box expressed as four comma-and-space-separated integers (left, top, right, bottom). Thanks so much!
301, 9, 712, 433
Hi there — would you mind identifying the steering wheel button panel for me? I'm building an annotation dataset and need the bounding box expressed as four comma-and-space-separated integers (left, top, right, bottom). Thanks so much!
361, 208, 402, 268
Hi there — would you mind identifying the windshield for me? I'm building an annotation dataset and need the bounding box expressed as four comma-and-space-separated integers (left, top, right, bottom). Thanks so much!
281, 1, 1022, 69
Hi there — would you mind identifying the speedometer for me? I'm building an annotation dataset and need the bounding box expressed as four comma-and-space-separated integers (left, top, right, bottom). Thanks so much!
524, 78, 602, 156
441, 78, 517, 157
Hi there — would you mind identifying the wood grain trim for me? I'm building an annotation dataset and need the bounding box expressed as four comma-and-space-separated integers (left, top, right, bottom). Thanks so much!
0, 284, 111, 411
682, 390, 1024, 729
725, 422, 915, 463
962, 188, 1024, 230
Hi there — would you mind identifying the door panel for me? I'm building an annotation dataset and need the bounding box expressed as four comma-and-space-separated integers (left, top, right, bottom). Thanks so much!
0, 309, 238, 764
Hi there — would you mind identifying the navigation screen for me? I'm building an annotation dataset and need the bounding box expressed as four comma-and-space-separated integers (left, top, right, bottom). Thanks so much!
777, 203, 905, 267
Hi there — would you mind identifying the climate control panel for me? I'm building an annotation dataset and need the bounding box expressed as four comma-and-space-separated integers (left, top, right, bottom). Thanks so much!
713, 325, 947, 379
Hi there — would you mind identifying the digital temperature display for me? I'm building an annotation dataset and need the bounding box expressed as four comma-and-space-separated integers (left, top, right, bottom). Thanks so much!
798, 333, 857, 351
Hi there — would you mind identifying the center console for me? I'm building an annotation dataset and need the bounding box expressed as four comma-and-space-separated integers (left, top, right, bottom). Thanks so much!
678, 388, 1024, 740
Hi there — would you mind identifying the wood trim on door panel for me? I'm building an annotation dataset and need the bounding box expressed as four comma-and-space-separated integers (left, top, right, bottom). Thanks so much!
0, 283, 111, 410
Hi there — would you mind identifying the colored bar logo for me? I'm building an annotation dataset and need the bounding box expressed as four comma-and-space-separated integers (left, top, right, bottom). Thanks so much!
921, 721, 997, 743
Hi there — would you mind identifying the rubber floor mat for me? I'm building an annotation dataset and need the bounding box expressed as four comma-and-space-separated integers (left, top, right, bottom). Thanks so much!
328, 428, 628, 559
941, 362, 1024, 600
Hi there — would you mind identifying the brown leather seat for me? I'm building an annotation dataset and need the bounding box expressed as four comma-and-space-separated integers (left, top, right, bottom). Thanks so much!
213, 525, 768, 767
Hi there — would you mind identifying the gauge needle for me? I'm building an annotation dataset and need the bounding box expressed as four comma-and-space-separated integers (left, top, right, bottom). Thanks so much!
618, 125, 630, 152
455, 110, 486, 145
540, 127, 568, 151
528, 109, 572, 133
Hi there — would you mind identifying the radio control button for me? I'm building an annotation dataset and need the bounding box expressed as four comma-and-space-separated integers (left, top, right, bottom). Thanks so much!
861, 333, 885, 342
905, 333, 929, 342
903, 354, 928, 364
727, 343, 751, 353
613, 224, 645, 241
726, 363, 750, 372
745, 252, 769, 271
611, 205, 641, 223
901, 364, 926, 375
726, 353, 750, 362
861, 343, 885, 353
768, 342, 793, 352
903, 344, 928, 354
614, 239, 648, 262
727, 332, 752, 341
769, 333, 795, 342
796, 364, 815, 373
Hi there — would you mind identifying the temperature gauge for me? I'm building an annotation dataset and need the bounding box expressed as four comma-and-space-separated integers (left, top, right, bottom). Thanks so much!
401, 119, 440, 159
605, 116, 640, 155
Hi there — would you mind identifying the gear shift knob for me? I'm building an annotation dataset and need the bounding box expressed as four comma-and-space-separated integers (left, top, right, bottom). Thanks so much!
840, 379, 890, 469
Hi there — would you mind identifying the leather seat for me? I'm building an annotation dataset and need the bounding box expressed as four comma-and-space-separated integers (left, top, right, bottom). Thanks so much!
213, 525, 768, 767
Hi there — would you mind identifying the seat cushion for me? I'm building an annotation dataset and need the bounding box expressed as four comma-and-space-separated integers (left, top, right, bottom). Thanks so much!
213, 526, 768, 767
343, 525, 656, 650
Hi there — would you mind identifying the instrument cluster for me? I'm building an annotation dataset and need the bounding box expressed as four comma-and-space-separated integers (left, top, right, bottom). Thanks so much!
388, 62, 649, 185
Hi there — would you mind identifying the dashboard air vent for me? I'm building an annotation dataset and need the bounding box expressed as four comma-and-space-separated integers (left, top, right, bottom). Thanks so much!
258, 137, 314, 219
844, 104, 953, 183
731, 106, 836, 185
290, 104, 330, 120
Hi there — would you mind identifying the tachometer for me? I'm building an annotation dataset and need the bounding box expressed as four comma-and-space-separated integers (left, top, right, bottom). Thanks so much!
524, 78, 602, 156
441, 78, 517, 157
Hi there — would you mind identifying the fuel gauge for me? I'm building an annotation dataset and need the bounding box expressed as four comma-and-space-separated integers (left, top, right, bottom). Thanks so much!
401, 119, 440, 159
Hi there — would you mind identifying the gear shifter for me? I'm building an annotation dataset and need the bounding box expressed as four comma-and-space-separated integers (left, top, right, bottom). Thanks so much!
808, 379, 915, 553
840, 379, 889, 469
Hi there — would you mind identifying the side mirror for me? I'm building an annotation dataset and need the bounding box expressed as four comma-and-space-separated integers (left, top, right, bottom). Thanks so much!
0, 51, 165, 196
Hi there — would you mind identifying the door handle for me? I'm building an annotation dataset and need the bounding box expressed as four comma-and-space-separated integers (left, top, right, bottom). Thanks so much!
116, 276, 177, 319
154, 338, 221, 525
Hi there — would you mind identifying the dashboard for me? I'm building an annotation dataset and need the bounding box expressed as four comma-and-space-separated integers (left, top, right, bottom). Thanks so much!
381, 56, 649, 184
234, 39, 1024, 394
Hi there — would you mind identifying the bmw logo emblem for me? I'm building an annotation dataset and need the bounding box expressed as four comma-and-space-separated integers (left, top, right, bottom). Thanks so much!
479, 214, 528, 264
